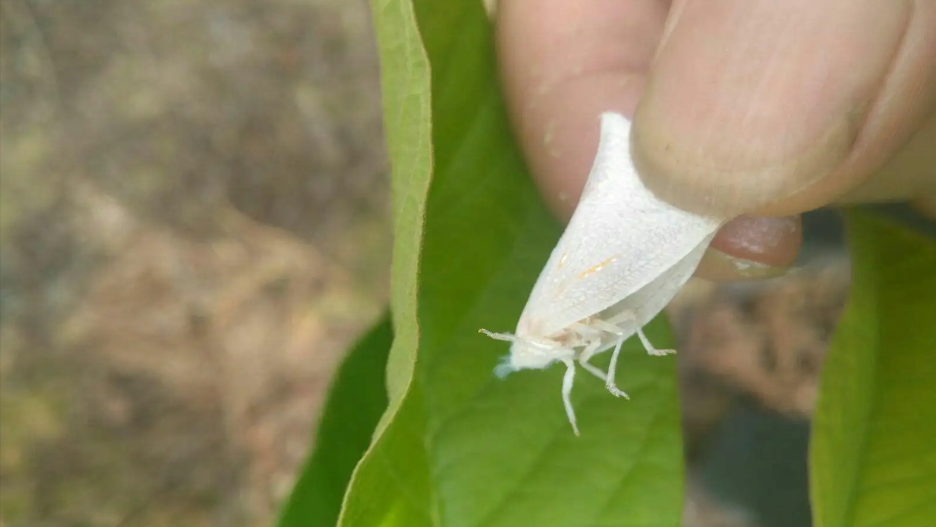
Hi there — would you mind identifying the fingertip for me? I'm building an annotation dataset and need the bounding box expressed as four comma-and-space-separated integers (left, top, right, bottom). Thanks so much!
632, 0, 912, 218
496, 0, 668, 220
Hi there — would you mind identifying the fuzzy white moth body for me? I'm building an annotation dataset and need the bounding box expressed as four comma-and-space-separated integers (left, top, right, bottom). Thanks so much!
481, 112, 724, 435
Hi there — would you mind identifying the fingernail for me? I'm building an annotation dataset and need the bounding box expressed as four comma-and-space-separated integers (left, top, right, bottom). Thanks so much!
714, 215, 801, 262
695, 215, 801, 280
699, 249, 789, 280
632, 0, 910, 217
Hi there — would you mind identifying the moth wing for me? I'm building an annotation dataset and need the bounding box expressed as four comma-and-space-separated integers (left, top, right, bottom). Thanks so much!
590, 230, 716, 355
518, 113, 722, 338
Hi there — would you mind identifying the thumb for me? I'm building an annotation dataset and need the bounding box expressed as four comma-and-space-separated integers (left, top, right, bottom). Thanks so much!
630, 0, 926, 218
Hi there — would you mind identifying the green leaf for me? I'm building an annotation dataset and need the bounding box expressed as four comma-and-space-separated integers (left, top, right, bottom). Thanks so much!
275, 314, 393, 527
336, 1, 684, 526
810, 211, 936, 527
375, 0, 433, 421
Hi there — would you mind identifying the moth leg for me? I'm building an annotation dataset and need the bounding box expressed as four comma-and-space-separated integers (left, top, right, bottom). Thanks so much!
576, 323, 631, 399
636, 328, 676, 357
560, 358, 580, 436
603, 309, 637, 328
585, 319, 622, 336
604, 337, 630, 399
579, 361, 610, 384
570, 322, 603, 340
600, 311, 676, 357
577, 338, 630, 399
578, 340, 612, 384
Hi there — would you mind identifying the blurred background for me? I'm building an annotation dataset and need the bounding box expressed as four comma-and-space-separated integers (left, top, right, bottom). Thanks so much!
0, 1, 847, 526
1, 0, 390, 525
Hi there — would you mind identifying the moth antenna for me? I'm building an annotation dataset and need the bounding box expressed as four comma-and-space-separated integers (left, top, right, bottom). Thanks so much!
478, 328, 517, 342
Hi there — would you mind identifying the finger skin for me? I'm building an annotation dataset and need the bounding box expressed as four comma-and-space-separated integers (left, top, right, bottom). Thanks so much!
496, 0, 667, 218
496, 0, 803, 279
632, 0, 936, 217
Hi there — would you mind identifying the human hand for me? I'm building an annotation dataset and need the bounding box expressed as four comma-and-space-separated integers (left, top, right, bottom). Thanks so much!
493, 0, 936, 280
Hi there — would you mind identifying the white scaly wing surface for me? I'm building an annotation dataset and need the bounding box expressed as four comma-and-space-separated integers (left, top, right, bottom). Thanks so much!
516, 112, 724, 340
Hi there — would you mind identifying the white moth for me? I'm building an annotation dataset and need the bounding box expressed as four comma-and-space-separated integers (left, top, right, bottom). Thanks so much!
481, 112, 724, 435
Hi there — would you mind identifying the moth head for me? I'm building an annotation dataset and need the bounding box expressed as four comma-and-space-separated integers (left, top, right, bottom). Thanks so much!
479, 329, 572, 378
